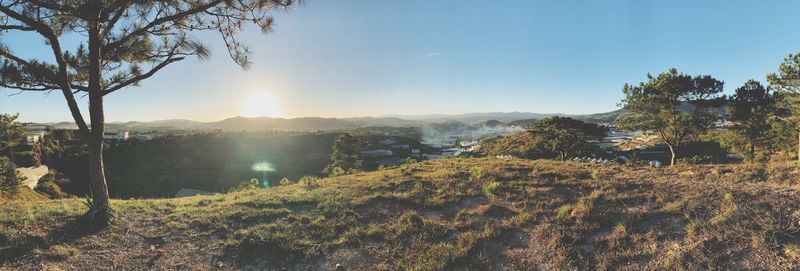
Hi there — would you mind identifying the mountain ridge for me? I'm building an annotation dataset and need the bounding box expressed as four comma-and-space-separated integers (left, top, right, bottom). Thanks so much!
27, 110, 627, 132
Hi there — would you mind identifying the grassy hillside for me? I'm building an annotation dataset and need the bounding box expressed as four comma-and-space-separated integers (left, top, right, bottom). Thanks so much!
0, 186, 49, 202
1, 158, 800, 270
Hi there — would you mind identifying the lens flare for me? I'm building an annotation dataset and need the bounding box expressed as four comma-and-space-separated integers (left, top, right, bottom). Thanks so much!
251, 162, 275, 172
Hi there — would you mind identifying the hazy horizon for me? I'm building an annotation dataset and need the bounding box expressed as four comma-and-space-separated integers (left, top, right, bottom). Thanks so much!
18, 110, 608, 124
4, 0, 800, 122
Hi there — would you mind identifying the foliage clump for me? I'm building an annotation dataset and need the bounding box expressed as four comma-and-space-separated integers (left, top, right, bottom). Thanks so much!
618, 69, 725, 166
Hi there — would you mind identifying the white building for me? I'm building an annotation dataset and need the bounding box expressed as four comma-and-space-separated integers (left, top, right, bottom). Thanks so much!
103, 131, 130, 141
25, 129, 48, 144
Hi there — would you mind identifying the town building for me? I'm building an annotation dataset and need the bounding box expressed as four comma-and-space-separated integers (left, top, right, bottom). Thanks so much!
103, 131, 130, 141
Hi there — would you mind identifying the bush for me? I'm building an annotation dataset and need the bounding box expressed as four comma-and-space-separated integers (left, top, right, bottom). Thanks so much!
676, 141, 730, 164
34, 173, 70, 199
677, 155, 716, 165
469, 167, 484, 181
482, 181, 501, 202
230, 178, 261, 192
35, 181, 67, 199
299, 176, 319, 189
279, 178, 294, 186
11, 151, 41, 167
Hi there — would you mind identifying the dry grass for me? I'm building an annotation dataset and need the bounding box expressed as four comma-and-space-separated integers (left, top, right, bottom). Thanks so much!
1, 158, 799, 270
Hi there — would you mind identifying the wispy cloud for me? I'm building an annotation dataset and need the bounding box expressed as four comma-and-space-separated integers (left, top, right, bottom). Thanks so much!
420, 52, 441, 59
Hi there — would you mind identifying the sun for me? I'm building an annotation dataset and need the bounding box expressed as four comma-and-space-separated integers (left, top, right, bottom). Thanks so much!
241, 91, 283, 118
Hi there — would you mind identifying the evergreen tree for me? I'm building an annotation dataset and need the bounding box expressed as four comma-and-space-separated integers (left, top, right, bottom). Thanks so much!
618, 69, 725, 166
530, 117, 608, 160
324, 133, 364, 176
0, 0, 298, 224
728, 80, 781, 159
0, 114, 25, 162
0, 156, 24, 197
767, 52, 800, 161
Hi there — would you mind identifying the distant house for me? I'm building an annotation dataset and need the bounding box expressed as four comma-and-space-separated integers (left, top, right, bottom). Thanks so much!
133, 134, 152, 140
361, 149, 393, 158
103, 131, 130, 141
378, 138, 398, 145
25, 129, 48, 144
175, 188, 215, 198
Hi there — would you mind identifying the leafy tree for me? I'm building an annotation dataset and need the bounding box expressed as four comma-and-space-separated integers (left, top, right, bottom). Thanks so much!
728, 80, 781, 159
323, 133, 364, 176
0, 0, 298, 224
617, 69, 724, 166
0, 113, 26, 162
767, 52, 800, 161
530, 116, 608, 160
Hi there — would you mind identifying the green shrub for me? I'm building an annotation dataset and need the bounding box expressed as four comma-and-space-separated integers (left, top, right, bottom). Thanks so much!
299, 176, 319, 189
35, 181, 67, 199
279, 178, 294, 186
231, 178, 261, 192
482, 181, 500, 200
470, 167, 484, 181
556, 204, 572, 219
328, 167, 345, 177
591, 169, 600, 180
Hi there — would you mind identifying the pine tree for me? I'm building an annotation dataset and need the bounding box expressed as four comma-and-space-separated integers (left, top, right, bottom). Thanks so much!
618, 69, 725, 166
324, 133, 364, 176
728, 80, 781, 159
0, 0, 298, 225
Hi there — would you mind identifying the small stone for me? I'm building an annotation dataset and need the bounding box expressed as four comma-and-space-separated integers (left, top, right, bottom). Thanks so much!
335, 263, 345, 271
217, 261, 224, 267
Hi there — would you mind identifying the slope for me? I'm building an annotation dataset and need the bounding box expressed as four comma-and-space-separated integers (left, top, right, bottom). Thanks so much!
1, 158, 799, 270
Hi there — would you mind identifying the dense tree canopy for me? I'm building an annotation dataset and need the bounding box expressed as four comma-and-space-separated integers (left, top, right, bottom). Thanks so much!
618, 68, 724, 165
728, 80, 782, 159
324, 133, 364, 176
530, 117, 608, 160
768, 52, 800, 161
481, 117, 606, 160
0, 113, 25, 160
0, 155, 25, 197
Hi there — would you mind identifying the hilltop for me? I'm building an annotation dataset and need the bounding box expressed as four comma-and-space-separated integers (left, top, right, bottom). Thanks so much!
1, 158, 799, 270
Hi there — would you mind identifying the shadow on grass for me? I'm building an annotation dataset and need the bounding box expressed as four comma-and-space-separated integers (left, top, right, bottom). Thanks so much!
0, 213, 108, 263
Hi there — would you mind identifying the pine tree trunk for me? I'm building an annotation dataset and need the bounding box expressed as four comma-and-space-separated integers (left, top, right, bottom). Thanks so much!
87, 137, 109, 208
86, 15, 112, 225
797, 132, 800, 163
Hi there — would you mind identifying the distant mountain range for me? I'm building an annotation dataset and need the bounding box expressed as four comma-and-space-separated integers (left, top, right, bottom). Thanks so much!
31, 110, 627, 132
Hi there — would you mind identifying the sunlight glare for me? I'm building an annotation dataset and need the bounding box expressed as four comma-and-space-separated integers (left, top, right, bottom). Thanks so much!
242, 91, 283, 118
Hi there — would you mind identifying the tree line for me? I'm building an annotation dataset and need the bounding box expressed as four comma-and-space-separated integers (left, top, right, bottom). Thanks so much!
619, 54, 800, 166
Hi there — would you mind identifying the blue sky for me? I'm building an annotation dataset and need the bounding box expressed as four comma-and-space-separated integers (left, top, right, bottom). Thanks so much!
3, 0, 800, 122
